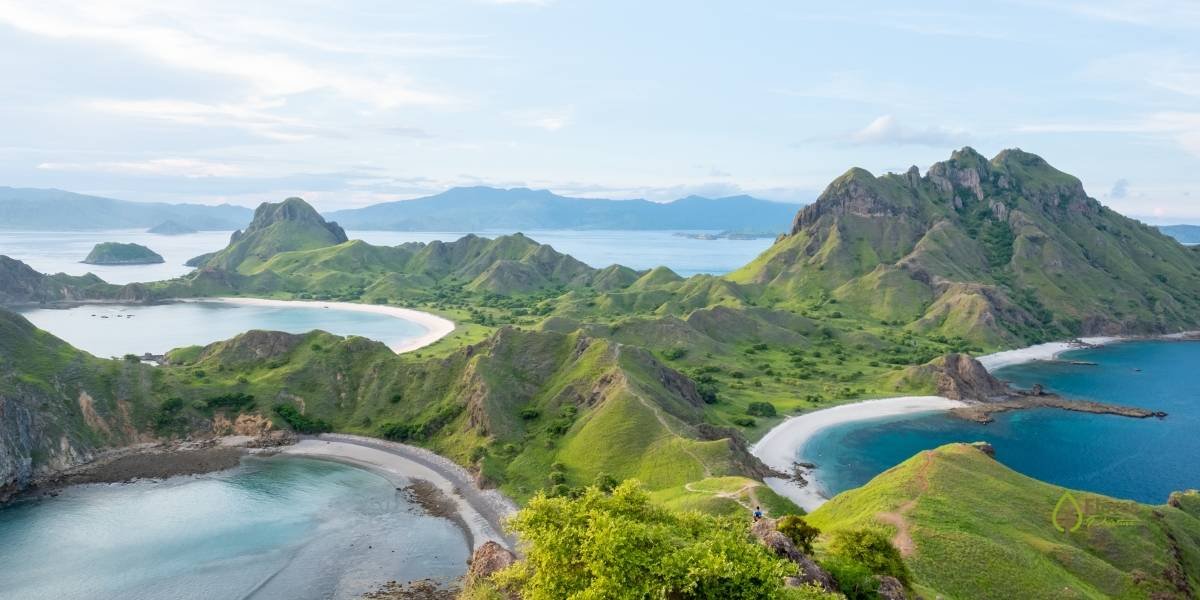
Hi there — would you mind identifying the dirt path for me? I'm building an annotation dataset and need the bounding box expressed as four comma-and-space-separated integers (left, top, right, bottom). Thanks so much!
632, 391, 713, 478
874, 451, 933, 557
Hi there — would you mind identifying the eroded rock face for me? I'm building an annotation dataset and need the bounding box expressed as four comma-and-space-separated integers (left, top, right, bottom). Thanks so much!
468, 541, 516, 580
934, 353, 1010, 401
750, 517, 838, 592
876, 575, 908, 599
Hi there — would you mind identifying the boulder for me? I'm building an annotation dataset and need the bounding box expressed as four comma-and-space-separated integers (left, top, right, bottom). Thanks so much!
468, 541, 516, 581
750, 517, 838, 592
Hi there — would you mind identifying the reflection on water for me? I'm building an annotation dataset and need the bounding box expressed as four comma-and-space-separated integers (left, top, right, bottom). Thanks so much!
0, 457, 469, 600
15, 301, 426, 358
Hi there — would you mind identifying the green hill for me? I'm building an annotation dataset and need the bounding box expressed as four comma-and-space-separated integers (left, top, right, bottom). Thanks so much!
0, 256, 146, 305
807, 443, 1200, 599
82, 242, 164, 265
158, 325, 776, 503
0, 310, 155, 501
731, 148, 1200, 347
190, 197, 349, 273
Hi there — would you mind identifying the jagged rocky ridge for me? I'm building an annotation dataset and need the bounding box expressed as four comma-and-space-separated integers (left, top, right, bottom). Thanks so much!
733, 147, 1200, 346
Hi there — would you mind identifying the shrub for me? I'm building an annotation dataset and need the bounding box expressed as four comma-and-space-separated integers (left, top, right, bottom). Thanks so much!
662, 347, 688, 361
746, 401, 777, 418
697, 382, 719, 404
520, 408, 541, 420
732, 416, 756, 427
496, 482, 791, 599
820, 556, 878, 600
593, 472, 618, 492
776, 515, 820, 553
274, 404, 333, 434
828, 528, 910, 585
123, 354, 140, 363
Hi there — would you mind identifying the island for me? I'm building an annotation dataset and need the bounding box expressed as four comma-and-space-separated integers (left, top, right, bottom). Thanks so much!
82, 242, 165, 265
147, 220, 198, 235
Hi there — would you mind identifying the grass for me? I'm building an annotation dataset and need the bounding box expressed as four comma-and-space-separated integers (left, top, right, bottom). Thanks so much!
807, 443, 1200, 599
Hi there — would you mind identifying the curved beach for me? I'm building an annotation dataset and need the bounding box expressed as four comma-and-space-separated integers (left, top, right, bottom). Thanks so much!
751, 396, 966, 511
281, 434, 517, 551
201, 297, 456, 354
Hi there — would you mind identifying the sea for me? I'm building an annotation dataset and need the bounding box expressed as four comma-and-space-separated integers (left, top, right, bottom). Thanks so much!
800, 340, 1200, 504
0, 228, 776, 283
0, 457, 469, 600
14, 301, 427, 358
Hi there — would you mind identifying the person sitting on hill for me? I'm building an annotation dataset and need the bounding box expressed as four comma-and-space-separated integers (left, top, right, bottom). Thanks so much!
752, 506, 763, 521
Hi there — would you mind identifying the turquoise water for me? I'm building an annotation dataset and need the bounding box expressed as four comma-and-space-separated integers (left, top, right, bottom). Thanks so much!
0, 229, 774, 283
15, 301, 426, 358
802, 340, 1200, 504
0, 457, 469, 600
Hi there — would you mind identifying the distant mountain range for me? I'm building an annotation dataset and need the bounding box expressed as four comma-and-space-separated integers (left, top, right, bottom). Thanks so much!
0, 187, 253, 231
325, 186, 801, 231
1160, 224, 1200, 244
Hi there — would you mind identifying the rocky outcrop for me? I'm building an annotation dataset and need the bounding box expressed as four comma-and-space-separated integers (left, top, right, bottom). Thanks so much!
467, 541, 517, 581
750, 517, 838, 593
931, 353, 1010, 401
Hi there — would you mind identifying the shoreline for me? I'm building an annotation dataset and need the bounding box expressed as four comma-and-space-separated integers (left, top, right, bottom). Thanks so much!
197, 297, 456, 354
750, 396, 966, 512
17, 432, 516, 553
281, 434, 517, 551
976, 331, 1200, 372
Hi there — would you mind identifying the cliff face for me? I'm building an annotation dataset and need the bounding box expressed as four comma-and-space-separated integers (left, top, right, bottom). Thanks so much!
734, 147, 1200, 347
0, 310, 148, 501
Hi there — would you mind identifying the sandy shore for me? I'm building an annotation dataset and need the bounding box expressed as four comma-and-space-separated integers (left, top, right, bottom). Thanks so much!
281, 434, 517, 551
197, 297, 456, 354
751, 396, 966, 512
975, 336, 1121, 371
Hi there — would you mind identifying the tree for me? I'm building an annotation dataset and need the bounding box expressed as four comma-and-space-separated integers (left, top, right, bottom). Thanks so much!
747, 401, 778, 417
776, 515, 820, 554
827, 528, 910, 585
496, 481, 793, 599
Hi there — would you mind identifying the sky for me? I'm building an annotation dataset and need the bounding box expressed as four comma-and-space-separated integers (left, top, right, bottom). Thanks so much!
0, 1, 1198, 222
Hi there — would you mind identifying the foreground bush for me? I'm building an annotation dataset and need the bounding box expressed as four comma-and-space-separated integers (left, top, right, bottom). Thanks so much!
495, 481, 794, 599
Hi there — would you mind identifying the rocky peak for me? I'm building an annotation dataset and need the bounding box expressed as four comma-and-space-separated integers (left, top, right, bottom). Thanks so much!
790, 167, 901, 234
237, 197, 347, 244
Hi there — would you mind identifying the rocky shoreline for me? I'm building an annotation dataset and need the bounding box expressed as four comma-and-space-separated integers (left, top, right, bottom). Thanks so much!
15, 433, 295, 502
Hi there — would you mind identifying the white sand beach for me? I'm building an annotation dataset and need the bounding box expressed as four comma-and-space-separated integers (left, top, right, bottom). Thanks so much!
751, 396, 966, 512
199, 297, 456, 354
281, 434, 517, 551
975, 336, 1121, 372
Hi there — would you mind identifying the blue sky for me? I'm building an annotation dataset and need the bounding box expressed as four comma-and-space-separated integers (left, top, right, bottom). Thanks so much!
1, 1, 1198, 222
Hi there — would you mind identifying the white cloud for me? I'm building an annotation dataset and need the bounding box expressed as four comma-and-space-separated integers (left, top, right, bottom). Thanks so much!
38, 158, 245, 178
0, 1, 452, 109
849, 115, 969, 147
1018, 111, 1200, 158
509, 107, 573, 131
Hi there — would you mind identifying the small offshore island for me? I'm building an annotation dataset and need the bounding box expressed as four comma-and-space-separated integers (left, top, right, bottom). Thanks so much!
82, 242, 164, 265
147, 219, 199, 235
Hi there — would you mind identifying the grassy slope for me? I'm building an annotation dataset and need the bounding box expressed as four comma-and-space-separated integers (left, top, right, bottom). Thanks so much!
0, 310, 156, 491
807, 443, 1200, 599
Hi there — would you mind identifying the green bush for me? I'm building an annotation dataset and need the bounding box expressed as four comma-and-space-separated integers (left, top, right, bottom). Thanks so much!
747, 401, 777, 417
662, 347, 688, 360
697, 382, 719, 404
520, 408, 541, 420
776, 515, 820, 553
828, 528, 910, 585
820, 556, 878, 600
274, 404, 333, 434
732, 416, 756, 427
496, 482, 792, 599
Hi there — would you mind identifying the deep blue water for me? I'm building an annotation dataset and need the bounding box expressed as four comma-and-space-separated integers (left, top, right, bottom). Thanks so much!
0, 457, 468, 600
802, 340, 1200, 504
